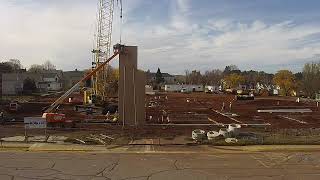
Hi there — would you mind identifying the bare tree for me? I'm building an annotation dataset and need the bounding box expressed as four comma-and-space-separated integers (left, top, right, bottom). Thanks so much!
186, 70, 202, 85
223, 65, 240, 75
28, 64, 44, 73
7, 59, 22, 71
43, 60, 56, 70
203, 69, 223, 85
0, 62, 14, 73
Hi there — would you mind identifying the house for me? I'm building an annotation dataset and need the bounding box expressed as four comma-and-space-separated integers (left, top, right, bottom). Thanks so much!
62, 70, 85, 90
164, 85, 182, 92
165, 84, 204, 92
205, 85, 219, 93
146, 72, 176, 84
0, 67, 27, 97
1, 71, 63, 95
3, 73, 26, 95
1, 73, 42, 95
38, 73, 62, 92
316, 93, 320, 101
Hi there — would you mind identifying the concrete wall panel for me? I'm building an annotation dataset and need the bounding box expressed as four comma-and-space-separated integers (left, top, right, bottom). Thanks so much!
118, 46, 145, 126
119, 46, 137, 126
135, 70, 146, 125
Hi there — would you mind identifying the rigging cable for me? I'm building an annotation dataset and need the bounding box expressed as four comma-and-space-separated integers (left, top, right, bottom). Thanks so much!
117, 0, 123, 44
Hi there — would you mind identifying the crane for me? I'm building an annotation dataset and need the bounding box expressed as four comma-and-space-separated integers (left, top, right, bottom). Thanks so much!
45, 45, 124, 113
42, 0, 124, 126
43, 45, 125, 126
92, 0, 123, 102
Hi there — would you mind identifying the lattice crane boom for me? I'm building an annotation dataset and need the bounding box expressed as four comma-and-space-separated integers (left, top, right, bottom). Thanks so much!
92, 0, 115, 101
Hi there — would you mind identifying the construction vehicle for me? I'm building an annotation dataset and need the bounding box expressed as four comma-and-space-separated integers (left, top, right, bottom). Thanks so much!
41, 0, 124, 127
236, 89, 255, 100
9, 102, 21, 112
42, 44, 124, 126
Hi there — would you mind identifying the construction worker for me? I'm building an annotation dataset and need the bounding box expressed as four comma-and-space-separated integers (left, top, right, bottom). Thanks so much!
221, 102, 225, 112
105, 111, 110, 121
0, 111, 4, 124
162, 110, 168, 124
113, 111, 119, 122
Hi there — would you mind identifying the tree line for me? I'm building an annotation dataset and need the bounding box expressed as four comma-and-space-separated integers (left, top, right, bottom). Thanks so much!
184, 62, 320, 98
0, 59, 56, 74
1, 59, 319, 98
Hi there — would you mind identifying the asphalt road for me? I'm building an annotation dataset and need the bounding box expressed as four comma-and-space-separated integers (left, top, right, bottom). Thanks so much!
0, 150, 320, 180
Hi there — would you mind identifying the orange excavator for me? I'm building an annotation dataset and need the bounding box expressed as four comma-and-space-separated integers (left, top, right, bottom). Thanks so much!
42, 44, 124, 126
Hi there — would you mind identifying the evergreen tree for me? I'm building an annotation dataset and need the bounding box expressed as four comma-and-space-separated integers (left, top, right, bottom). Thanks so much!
155, 68, 164, 84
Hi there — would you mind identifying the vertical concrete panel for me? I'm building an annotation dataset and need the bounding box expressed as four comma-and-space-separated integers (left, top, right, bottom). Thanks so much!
119, 46, 137, 126
119, 46, 146, 126
134, 70, 146, 125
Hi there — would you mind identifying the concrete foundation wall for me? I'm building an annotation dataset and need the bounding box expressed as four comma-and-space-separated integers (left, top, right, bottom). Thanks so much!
119, 46, 145, 126
134, 70, 146, 125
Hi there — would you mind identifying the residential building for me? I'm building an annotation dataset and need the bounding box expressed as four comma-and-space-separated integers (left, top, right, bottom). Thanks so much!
146, 72, 176, 84
1, 73, 42, 95
1, 71, 63, 95
61, 70, 85, 90
205, 85, 219, 93
38, 73, 62, 92
164, 84, 204, 92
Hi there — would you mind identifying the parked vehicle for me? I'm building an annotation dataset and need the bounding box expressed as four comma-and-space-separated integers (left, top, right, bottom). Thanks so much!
9, 102, 21, 112
42, 113, 74, 127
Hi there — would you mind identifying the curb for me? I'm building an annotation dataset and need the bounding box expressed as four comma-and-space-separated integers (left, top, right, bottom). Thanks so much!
1, 142, 320, 153
241, 145, 320, 152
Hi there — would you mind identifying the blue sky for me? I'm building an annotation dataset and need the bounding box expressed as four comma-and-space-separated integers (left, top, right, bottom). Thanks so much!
1, 0, 320, 74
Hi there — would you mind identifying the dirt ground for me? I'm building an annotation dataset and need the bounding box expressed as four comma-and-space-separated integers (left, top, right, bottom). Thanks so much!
2, 92, 319, 129
146, 92, 320, 129
1, 92, 320, 145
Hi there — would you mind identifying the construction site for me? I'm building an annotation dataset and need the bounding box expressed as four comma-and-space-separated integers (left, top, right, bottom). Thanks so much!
0, 0, 320, 146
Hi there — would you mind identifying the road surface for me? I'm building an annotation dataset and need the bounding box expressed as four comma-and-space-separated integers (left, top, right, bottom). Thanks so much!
0, 149, 319, 180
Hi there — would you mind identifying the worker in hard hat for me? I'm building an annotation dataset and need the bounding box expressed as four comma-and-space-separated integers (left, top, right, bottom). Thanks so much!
0, 111, 4, 125
221, 102, 225, 112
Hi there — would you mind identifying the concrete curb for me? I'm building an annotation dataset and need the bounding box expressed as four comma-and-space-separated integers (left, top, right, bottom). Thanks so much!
1, 142, 319, 153
241, 145, 320, 152
0, 142, 31, 150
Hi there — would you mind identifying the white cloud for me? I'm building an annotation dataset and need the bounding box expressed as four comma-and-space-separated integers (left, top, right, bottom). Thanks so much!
0, 0, 143, 70
125, 17, 320, 73
1, 0, 320, 74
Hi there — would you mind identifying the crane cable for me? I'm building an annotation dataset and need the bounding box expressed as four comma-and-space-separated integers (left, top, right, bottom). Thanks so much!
117, 0, 123, 44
